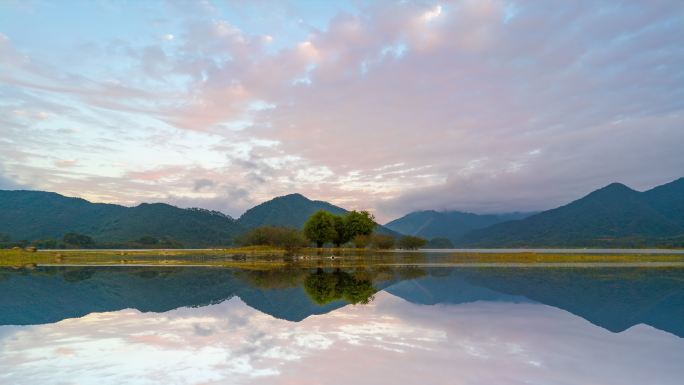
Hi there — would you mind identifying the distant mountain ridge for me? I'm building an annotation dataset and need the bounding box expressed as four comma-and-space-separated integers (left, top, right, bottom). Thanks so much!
1, 177, 683, 248
460, 178, 684, 247
385, 210, 534, 243
0, 190, 242, 247
238, 193, 400, 236
0, 190, 399, 246
238, 193, 346, 229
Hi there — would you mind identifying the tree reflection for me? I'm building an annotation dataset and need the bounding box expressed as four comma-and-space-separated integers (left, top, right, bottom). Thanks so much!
304, 268, 377, 305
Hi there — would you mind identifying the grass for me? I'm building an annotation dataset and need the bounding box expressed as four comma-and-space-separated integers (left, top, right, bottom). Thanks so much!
2, 247, 684, 268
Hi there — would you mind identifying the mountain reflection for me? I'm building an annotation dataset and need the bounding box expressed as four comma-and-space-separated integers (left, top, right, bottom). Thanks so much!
1, 266, 683, 338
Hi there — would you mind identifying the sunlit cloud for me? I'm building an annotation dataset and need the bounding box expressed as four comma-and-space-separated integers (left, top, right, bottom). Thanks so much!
0, 1, 683, 220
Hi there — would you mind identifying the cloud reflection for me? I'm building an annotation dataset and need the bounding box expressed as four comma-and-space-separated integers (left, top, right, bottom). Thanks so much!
0, 292, 682, 385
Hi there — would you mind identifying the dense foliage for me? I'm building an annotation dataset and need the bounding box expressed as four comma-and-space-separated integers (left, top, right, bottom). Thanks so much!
304, 210, 375, 247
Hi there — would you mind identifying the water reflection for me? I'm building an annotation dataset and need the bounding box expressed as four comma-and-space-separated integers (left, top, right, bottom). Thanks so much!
0, 266, 683, 384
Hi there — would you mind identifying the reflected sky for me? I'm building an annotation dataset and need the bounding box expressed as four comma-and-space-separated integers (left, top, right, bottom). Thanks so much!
1, 291, 682, 385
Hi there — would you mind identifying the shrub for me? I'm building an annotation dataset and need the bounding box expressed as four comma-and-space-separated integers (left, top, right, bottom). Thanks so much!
370, 234, 395, 249
397, 235, 427, 250
239, 226, 306, 255
352, 234, 371, 248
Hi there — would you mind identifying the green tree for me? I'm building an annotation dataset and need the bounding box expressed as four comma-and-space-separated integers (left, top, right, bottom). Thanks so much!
344, 210, 375, 238
304, 210, 337, 247
331, 210, 375, 247
332, 215, 350, 247
397, 235, 427, 250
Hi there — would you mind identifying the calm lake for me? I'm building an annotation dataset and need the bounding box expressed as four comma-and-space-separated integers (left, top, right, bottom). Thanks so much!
1, 265, 683, 384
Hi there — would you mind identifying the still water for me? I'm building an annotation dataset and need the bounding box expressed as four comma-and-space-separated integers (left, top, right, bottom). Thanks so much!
1, 266, 683, 385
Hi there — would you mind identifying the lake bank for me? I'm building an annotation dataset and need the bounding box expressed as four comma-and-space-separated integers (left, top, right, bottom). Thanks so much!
3, 247, 684, 268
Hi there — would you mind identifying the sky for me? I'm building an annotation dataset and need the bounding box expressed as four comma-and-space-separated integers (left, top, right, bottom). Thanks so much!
1, 0, 683, 222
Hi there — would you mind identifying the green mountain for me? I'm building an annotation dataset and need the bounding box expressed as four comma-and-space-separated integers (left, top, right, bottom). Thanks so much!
238, 193, 400, 236
460, 179, 684, 247
385, 210, 533, 243
0, 190, 243, 247
642, 177, 684, 227
238, 193, 347, 228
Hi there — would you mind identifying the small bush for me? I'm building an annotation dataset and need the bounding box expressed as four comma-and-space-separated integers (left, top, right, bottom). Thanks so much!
370, 234, 395, 249
397, 235, 427, 250
238, 226, 307, 255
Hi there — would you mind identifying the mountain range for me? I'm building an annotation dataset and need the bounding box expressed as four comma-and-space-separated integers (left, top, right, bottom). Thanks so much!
0, 191, 243, 247
0, 177, 683, 247
237, 193, 399, 236
0, 191, 397, 247
385, 210, 534, 244
459, 178, 684, 247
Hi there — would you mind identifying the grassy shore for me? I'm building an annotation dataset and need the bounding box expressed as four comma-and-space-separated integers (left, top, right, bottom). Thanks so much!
2, 247, 684, 268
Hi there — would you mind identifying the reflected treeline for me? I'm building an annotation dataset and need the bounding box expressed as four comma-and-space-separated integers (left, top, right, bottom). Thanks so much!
304, 269, 376, 305
1, 265, 683, 338
236, 265, 428, 305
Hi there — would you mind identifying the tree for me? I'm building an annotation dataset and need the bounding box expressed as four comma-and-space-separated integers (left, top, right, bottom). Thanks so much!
313, 210, 376, 248
397, 235, 427, 250
345, 210, 375, 237
304, 210, 337, 247
332, 215, 350, 247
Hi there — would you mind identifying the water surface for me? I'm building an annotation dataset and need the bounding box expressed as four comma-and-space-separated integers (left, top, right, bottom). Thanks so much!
1, 266, 682, 384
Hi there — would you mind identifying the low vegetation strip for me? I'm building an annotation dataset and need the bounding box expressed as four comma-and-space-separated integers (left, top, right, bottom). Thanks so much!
2, 248, 684, 268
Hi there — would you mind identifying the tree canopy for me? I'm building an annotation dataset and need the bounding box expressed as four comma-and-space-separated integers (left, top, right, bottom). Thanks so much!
304, 210, 376, 247
304, 210, 337, 247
